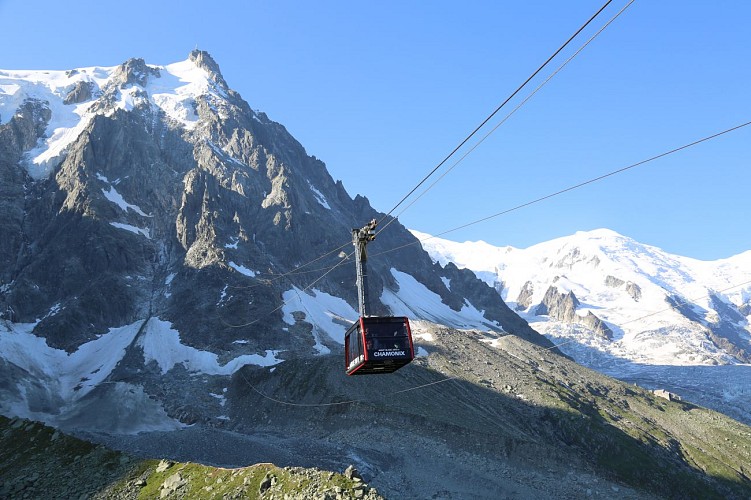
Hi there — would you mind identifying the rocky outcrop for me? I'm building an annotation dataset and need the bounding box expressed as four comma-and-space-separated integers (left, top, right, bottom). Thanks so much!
110, 57, 161, 88
63, 80, 93, 104
535, 286, 579, 322
604, 275, 624, 288
0, 100, 50, 284
553, 246, 600, 269
581, 311, 614, 340
516, 280, 534, 311
625, 281, 642, 301
189, 49, 228, 89
604, 275, 641, 302
704, 293, 751, 363
535, 286, 612, 339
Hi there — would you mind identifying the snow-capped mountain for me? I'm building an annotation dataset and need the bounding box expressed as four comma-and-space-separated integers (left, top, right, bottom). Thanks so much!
0, 51, 547, 431
412, 228, 751, 423
412, 228, 751, 368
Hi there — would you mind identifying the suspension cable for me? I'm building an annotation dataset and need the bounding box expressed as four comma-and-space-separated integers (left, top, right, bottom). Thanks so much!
219, 120, 751, 329
236, 278, 751, 408
225, 2, 620, 292
379, 0, 616, 222
371, 120, 751, 259
377, 0, 635, 237
221, 1, 623, 294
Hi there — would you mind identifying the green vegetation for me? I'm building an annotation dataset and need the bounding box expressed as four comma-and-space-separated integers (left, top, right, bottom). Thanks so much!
530, 359, 751, 498
125, 460, 377, 499
0, 415, 381, 499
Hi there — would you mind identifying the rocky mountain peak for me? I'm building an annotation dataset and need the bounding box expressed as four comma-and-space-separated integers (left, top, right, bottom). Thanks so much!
189, 49, 228, 89
2, 98, 51, 153
415, 229, 751, 365
111, 57, 161, 88
0, 52, 552, 434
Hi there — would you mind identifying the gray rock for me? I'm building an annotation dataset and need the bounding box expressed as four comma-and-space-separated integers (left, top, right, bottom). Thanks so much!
344, 465, 361, 481
624, 281, 641, 301
535, 286, 579, 321
259, 473, 273, 493
515, 281, 534, 311
535, 286, 611, 339
156, 459, 173, 472
63, 81, 93, 105
604, 275, 624, 288
160, 472, 185, 497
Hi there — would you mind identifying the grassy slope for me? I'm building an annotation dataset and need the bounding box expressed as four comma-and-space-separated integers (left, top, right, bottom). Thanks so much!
0, 416, 380, 499
2, 328, 750, 499
231, 329, 751, 499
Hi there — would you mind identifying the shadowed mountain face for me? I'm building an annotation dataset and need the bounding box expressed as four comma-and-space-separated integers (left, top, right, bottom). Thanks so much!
0, 415, 381, 499
95, 326, 751, 498
0, 51, 548, 429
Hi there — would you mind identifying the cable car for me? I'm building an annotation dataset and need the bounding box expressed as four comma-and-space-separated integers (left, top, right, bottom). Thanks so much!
345, 219, 415, 375
345, 316, 415, 375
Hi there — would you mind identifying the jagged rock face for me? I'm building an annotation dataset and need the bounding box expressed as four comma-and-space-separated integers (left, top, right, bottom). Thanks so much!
63, 80, 93, 105
625, 281, 641, 301
535, 286, 579, 321
580, 311, 613, 340
604, 275, 624, 288
535, 286, 611, 340
515, 281, 534, 311
0, 51, 545, 357
703, 294, 750, 361
604, 275, 641, 302
0, 102, 48, 286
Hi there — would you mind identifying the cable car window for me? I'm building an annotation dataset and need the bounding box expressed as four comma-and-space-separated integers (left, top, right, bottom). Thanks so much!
346, 316, 414, 375
365, 322, 410, 351
345, 322, 363, 370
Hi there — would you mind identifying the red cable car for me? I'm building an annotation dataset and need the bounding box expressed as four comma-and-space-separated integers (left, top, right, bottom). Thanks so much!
345, 220, 415, 375
345, 316, 415, 375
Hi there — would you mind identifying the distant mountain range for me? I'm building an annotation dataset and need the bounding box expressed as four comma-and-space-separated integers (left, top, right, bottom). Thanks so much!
412, 228, 751, 423
412, 228, 751, 367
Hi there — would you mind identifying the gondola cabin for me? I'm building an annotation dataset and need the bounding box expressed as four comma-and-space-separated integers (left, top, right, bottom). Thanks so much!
345, 316, 415, 375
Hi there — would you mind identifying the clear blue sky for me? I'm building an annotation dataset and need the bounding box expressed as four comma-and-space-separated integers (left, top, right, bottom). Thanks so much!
2, 0, 749, 260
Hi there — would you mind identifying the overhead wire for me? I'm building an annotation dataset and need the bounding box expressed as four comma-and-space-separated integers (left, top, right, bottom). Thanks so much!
219, 120, 751, 328
223, 239, 352, 291
238, 368, 460, 408
371, 120, 751, 259
379, 0, 615, 223
218, 1, 626, 320
237, 277, 751, 408
219, 249, 354, 328
225, 0, 621, 291
377, 0, 635, 236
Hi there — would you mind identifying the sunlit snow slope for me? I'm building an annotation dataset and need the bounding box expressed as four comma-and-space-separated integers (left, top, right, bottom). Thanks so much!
0, 58, 224, 179
411, 228, 751, 368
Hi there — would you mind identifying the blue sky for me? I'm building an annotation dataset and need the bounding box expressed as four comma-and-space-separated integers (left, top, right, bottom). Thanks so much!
2, 0, 749, 260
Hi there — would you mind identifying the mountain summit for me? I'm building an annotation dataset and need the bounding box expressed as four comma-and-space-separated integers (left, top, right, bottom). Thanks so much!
412, 227, 751, 367
0, 51, 546, 430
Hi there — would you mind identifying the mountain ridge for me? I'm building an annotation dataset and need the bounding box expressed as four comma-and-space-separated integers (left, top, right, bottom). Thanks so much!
0, 51, 549, 433
412, 227, 751, 366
